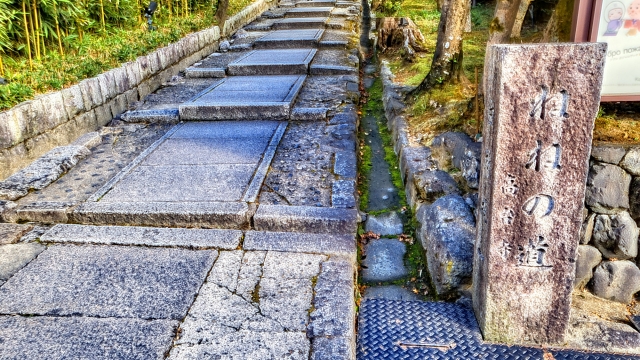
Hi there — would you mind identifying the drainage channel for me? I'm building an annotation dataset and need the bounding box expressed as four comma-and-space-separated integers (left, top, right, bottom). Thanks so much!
356, 2, 431, 303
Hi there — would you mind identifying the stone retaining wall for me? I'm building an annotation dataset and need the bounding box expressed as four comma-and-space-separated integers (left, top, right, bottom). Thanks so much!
380, 62, 640, 303
0, 0, 274, 181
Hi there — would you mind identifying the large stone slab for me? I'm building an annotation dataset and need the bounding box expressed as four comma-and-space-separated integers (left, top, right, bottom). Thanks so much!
0, 245, 216, 319
243, 231, 356, 260
171, 120, 280, 139
99, 164, 256, 202
472, 43, 606, 345
254, 204, 358, 233
227, 49, 317, 76
72, 201, 253, 229
0, 315, 177, 359
253, 29, 324, 49
285, 7, 333, 17
0, 243, 46, 281
179, 75, 306, 120
273, 17, 329, 29
361, 239, 407, 283
142, 138, 270, 165
295, 0, 336, 7
41, 224, 242, 249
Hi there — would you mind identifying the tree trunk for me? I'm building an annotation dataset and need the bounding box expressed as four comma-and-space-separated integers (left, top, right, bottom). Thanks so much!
377, 17, 426, 60
487, 0, 520, 46
541, 0, 574, 43
215, 0, 228, 26
511, 0, 533, 38
413, 0, 469, 92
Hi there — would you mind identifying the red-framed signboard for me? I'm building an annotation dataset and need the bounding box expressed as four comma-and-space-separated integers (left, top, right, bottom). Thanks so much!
572, 0, 640, 101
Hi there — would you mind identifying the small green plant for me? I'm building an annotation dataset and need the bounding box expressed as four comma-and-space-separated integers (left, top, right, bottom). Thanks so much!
0, 82, 34, 109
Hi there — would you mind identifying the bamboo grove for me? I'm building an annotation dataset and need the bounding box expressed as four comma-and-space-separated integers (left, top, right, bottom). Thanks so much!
0, 0, 250, 110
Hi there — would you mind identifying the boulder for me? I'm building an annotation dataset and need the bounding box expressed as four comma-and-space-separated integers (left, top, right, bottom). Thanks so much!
592, 260, 640, 304
590, 145, 627, 165
620, 148, 640, 176
630, 177, 640, 222
585, 163, 631, 214
431, 131, 473, 170
461, 142, 481, 189
592, 212, 639, 260
580, 213, 596, 245
413, 170, 459, 203
573, 245, 602, 289
419, 194, 475, 297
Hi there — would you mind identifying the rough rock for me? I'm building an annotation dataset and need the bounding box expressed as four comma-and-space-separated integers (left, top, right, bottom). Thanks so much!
461, 142, 481, 189
413, 170, 459, 202
592, 260, 640, 303
420, 194, 475, 296
620, 148, 640, 176
0, 223, 32, 245
573, 245, 602, 289
631, 177, 640, 222
590, 145, 627, 165
566, 307, 640, 354
364, 212, 403, 236
0, 146, 91, 201
431, 131, 473, 170
580, 213, 596, 245
361, 239, 407, 283
585, 163, 631, 214
592, 212, 639, 260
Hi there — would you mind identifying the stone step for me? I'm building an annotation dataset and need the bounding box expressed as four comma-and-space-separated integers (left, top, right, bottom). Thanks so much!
295, 0, 336, 7
285, 7, 333, 17
253, 29, 324, 49
184, 67, 226, 78
253, 204, 358, 233
179, 75, 306, 120
226, 49, 317, 76
243, 230, 356, 260
272, 17, 329, 30
41, 224, 243, 249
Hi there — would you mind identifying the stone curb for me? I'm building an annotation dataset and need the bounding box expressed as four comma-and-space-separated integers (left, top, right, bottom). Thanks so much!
243, 231, 356, 261
254, 204, 358, 233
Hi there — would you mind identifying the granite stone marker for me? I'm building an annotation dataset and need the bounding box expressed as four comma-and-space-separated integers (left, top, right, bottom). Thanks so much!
472, 43, 606, 345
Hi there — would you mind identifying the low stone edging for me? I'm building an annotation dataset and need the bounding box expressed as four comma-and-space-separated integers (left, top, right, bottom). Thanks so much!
0, 0, 275, 181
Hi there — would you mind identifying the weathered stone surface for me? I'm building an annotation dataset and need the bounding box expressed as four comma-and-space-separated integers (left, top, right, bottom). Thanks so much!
620, 148, 640, 176
363, 285, 420, 301
364, 212, 403, 236
413, 170, 459, 202
573, 245, 602, 289
591, 145, 627, 164
580, 213, 596, 245
0, 243, 45, 281
421, 194, 475, 296
0, 316, 177, 359
179, 75, 306, 120
461, 141, 481, 189
399, 146, 432, 183
432, 131, 473, 170
254, 205, 358, 233
0, 245, 216, 319
631, 177, 640, 221
592, 212, 639, 260
73, 201, 253, 229
41, 224, 242, 249
332, 179, 356, 208
227, 49, 317, 76
243, 231, 356, 260
472, 43, 606, 345
361, 239, 407, 282
334, 151, 357, 179
71, 131, 102, 149
254, 29, 324, 48
9, 201, 73, 224
285, 7, 333, 17
0, 146, 90, 201
592, 260, 640, 304
311, 336, 354, 360
566, 307, 640, 354
585, 163, 631, 214
0, 223, 33, 245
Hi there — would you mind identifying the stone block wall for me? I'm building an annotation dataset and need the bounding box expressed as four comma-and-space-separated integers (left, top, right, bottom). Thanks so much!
0, 0, 275, 181
380, 62, 640, 304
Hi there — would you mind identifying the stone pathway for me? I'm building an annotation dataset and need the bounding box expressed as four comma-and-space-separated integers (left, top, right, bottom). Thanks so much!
0, 0, 362, 358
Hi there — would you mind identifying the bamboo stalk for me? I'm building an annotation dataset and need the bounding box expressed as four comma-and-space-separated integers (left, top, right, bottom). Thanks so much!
30, 0, 39, 60
53, 1, 64, 56
39, 8, 45, 56
100, 0, 105, 31
22, 0, 33, 69
0, 55, 4, 76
